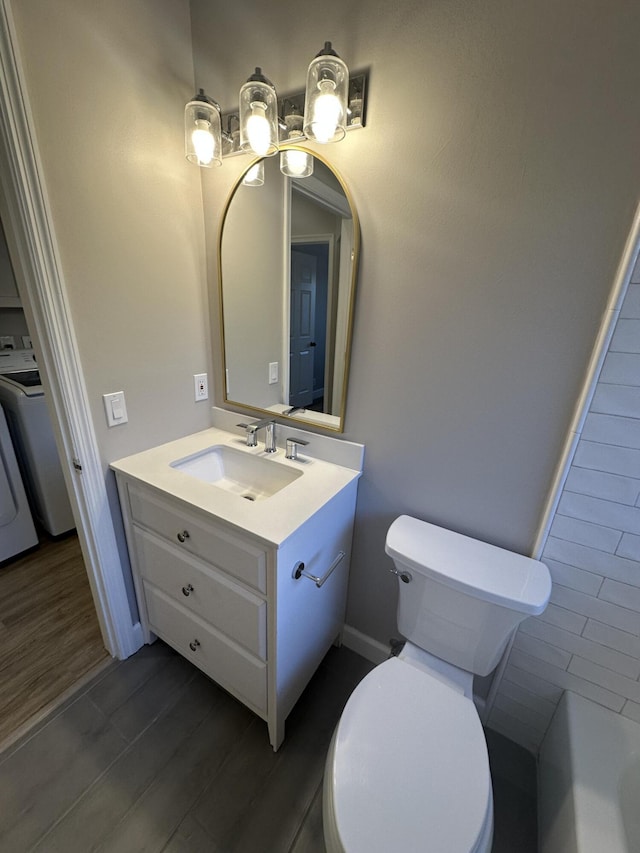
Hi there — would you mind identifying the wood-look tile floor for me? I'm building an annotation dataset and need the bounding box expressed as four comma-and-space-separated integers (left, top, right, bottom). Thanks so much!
0, 532, 108, 747
0, 640, 537, 853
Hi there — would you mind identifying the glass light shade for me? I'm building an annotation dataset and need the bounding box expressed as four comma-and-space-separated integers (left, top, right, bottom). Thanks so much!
184, 91, 222, 167
280, 146, 313, 178
303, 43, 348, 143
242, 160, 265, 187
239, 69, 278, 157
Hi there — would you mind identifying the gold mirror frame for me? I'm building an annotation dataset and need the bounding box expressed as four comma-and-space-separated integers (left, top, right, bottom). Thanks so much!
217, 145, 360, 433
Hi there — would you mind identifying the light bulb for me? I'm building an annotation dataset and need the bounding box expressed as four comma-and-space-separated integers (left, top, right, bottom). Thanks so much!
303, 44, 348, 143
311, 80, 341, 143
243, 161, 264, 186
185, 91, 221, 167
246, 103, 271, 156
283, 150, 311, 176
191, 119, 215, 165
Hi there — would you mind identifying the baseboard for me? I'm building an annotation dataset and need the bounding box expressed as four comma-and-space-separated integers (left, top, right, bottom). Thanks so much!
129, 621, 144, 656
118, 620, 145, 660
341, 625, 390, 665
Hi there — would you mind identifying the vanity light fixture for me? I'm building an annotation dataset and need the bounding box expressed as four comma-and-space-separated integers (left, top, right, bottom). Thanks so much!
303, 42, 349, 143
348, 79, 364, 127
242, 160, 265, 187
280, 102, 314, 178
185, 46, 367, 168
225, 114, 240, 154
239, 67, 279, 157
184, 89, 222, 167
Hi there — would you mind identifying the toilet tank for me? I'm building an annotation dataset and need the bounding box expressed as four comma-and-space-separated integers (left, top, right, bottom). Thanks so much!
385, 516, 551, 676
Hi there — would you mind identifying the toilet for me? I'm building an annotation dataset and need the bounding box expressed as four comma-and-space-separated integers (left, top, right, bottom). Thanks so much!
323, 515, 551, 853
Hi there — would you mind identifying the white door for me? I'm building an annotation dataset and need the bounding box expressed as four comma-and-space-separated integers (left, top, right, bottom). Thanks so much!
289, 249, 316, 408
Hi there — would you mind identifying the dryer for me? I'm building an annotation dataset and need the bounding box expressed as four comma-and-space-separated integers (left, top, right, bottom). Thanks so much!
0, 349, 75, 536
0, 401, 38, 561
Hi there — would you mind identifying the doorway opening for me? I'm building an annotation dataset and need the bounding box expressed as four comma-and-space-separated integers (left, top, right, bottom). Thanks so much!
289, 240, 332, 413
0, 213, 108, 749
0, 0, 138, 749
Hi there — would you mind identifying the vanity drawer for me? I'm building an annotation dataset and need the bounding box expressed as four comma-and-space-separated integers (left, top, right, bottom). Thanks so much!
144, 582, 267, 714
127, 483, 267, 593
133, 527, 267, 659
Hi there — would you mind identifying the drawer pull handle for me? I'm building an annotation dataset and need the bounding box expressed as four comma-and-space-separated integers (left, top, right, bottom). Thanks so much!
182, 583, 194, 597
189, 639, 200, 651
292, 551, 345, 589
177, 530, 190, 543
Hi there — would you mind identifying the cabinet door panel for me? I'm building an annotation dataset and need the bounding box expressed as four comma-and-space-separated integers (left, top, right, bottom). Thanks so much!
127, 484, 267, 592
133, 527, 267, 660
144, 582, 267, 714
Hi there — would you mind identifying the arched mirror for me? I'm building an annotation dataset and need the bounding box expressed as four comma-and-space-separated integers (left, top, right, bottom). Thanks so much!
218, 147, 359, 432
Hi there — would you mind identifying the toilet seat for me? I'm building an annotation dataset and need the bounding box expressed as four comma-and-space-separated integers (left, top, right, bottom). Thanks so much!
324, 657, 493, 853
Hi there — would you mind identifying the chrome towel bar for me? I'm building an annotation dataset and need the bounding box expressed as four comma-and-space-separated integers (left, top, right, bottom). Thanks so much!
292, 551, 345, 588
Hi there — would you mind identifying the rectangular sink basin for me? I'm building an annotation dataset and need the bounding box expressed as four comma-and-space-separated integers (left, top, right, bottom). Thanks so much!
170, 445, 302, 501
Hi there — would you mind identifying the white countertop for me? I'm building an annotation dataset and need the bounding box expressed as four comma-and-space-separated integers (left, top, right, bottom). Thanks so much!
110, 424, 363, 547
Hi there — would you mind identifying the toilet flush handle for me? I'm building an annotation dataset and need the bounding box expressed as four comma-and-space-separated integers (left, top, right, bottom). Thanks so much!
389, 566, 412, 584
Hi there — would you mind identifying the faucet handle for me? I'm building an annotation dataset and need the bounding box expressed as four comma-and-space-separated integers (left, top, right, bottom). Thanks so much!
237, 422, 258, 447
285, 437, 309, 461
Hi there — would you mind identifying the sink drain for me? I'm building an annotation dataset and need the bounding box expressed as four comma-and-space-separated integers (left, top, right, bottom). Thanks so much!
242, 494, 256, 502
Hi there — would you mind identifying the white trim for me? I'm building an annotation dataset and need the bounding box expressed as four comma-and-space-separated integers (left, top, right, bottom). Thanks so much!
341, 624, 390, 665
531, 200, 640, 559
0, 295, 20, 308
130, 621, 144, 651
0, 0, 139, 659
291, 176, 352, 219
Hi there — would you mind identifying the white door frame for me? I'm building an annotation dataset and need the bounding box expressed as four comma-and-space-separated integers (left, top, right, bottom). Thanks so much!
0, 0, 140, 659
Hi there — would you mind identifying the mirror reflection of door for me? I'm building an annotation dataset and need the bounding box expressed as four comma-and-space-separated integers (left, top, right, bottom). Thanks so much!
289, 248, 316, 408
289, 242, 331, 411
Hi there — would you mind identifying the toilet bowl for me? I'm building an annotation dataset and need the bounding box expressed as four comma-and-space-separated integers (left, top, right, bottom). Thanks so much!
323, 515, 551, 853
323, 652, 494, 853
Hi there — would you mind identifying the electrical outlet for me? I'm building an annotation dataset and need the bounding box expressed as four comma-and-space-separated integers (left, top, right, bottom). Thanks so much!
194, 373, 208, 401
0, 335, 15, 350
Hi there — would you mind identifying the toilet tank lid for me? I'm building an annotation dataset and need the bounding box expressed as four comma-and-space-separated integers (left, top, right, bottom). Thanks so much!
385, 515, 551, 615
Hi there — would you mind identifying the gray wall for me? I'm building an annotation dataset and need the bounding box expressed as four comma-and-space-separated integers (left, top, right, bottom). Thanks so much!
10, 0, 211, 467
192, 0, 640, 645
222, 157, 285, 408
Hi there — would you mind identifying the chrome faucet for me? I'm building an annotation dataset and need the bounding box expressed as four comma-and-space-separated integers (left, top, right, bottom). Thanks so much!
237, 418, 277, 453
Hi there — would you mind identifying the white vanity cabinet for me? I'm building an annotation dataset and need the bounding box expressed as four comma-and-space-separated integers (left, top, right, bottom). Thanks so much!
113, 437, 360, 751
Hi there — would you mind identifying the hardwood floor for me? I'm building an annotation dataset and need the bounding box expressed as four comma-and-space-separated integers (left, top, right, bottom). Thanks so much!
0, 532, 108, 747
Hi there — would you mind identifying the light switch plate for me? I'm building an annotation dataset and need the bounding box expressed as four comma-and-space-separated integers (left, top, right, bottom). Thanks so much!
21, 336, 32, 349
194, 373, 208, 401
268, 362, 278, 384
103, 391, 128, 427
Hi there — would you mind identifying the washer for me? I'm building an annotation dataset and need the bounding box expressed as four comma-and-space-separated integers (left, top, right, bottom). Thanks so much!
0, 401, 38, 561
0, 349, 75, 536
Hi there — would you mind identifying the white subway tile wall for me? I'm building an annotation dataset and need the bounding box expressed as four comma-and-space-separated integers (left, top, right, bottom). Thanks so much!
488, 263, 640, 752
